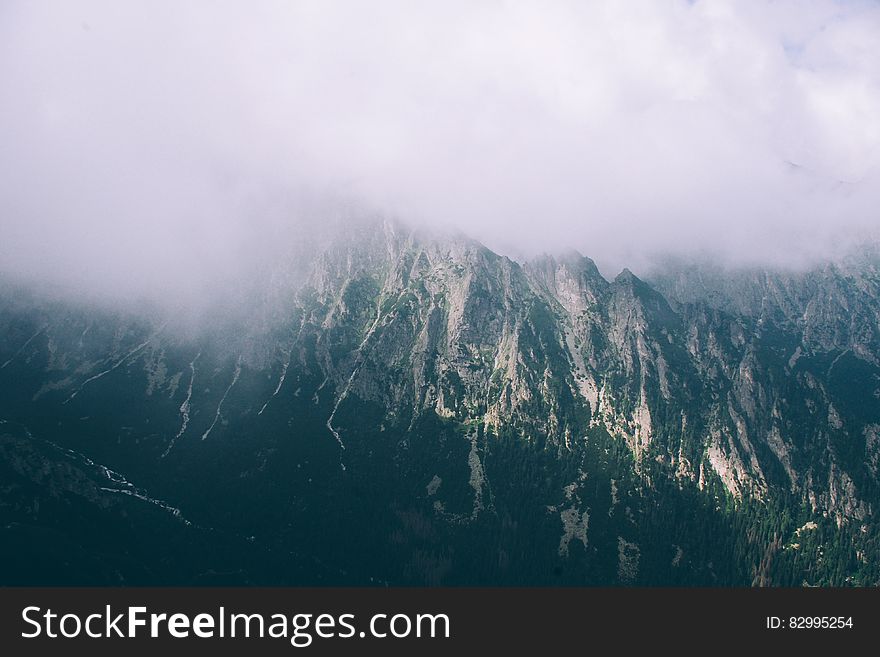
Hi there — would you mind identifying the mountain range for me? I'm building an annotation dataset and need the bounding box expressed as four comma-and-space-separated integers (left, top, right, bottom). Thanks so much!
1, 219, 878, 585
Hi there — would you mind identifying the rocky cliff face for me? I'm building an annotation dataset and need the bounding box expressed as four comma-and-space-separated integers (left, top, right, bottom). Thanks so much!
292, 223, 878, 522
1, 220, 878, 585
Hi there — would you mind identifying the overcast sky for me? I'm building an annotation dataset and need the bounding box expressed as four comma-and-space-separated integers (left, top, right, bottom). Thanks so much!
1, 0, 879, 302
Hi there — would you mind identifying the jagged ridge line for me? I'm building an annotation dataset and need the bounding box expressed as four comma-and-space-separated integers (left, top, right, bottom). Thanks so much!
325, 240, 408, 450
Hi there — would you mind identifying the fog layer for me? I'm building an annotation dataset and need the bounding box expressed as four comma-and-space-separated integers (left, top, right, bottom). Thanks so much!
2, 1, 879, 303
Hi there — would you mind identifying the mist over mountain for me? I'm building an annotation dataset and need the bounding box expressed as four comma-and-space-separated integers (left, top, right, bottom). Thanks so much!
2, 1, 879, 587
2, 0, 880, 308
1, 220, 878, 585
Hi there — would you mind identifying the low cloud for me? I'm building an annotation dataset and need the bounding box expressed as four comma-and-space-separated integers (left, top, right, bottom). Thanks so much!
1, 0, 879, 303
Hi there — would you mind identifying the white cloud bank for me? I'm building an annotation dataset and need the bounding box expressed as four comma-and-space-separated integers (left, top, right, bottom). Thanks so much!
1, 0, 879, 301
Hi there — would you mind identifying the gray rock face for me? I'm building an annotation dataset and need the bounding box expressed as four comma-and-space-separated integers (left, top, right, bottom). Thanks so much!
283, 223, 878, 524
1, 219, 878, 585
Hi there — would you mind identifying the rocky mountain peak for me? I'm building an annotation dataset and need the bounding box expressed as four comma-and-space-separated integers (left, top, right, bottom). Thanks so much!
1, 223, 878, 585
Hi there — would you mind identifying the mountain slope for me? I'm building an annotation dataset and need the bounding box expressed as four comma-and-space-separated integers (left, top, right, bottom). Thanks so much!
1, 221, 878, 585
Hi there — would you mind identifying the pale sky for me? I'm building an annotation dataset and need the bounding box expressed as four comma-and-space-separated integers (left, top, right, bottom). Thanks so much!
1, 1, 879, 302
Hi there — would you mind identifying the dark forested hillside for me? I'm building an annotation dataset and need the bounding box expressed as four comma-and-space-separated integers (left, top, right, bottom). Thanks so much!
2, 222, 878, 586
